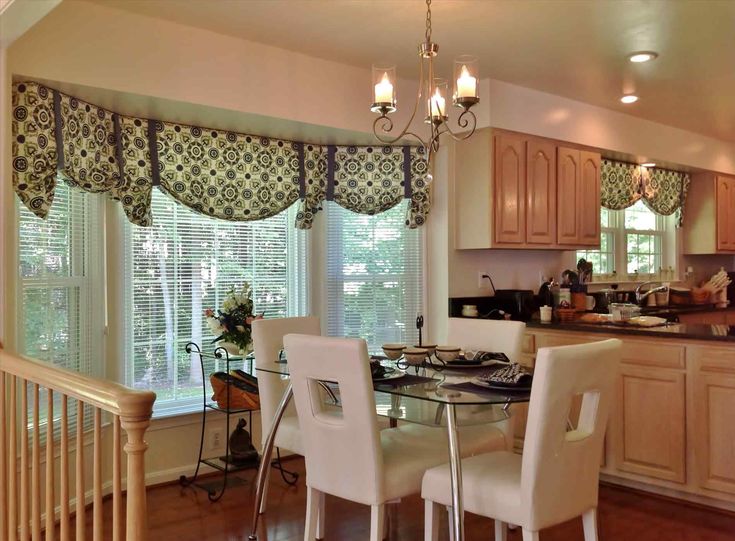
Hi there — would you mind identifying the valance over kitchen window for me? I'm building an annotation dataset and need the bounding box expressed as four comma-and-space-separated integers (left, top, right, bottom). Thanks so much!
11, 82, 430, 229
600, 159, 690, 226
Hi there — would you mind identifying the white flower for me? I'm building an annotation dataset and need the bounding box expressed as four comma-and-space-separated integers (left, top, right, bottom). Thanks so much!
206, 316, 223, 334
236, 325, 246, 332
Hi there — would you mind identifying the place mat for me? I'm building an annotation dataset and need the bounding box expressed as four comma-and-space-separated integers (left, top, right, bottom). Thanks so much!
373, 374, 438, 388
441, 381, 532, 398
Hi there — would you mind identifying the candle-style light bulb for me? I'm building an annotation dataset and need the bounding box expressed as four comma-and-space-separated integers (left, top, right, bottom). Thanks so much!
374, 72, 394, 105
430, 87, 445, 118
456, 64, 477, 99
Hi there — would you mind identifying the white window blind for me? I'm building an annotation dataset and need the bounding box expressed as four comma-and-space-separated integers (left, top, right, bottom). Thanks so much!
18, 181, 103, 433
325, 201, 424, 353
124, 189, 307, 416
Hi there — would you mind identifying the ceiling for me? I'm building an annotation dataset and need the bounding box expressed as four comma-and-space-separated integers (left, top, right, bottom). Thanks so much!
83, 0, 735, 142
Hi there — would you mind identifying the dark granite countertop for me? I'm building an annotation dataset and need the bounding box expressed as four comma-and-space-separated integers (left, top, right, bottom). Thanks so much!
527, 320, 735, 342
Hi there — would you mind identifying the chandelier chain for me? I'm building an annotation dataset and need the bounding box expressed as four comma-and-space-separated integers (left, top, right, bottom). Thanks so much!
425, 0, 432, 43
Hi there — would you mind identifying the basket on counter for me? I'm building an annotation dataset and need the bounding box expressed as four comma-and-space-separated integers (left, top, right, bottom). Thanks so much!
555, 308, 578, 323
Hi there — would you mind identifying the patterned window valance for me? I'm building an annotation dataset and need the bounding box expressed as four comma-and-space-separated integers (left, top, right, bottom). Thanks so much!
601, 159, 691, 225
11, 82, 430, 229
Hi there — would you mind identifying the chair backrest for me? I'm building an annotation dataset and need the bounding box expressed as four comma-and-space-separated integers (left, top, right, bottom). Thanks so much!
520, 339, 621, 530
284, 334, 383, 506
252, 316, 321, 446
446, 317, 526, 363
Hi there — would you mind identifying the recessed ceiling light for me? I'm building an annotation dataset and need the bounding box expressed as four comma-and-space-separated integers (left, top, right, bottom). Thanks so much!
629, 51, 658, 63
621, 94, 639, 104
641, 162, 656, 168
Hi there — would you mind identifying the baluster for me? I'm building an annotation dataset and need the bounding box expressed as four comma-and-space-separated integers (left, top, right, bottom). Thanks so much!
31, 385, 41, 540
45, 390, 55, 541
20, 379, 29, 541
60, 396, 69, 541
9, 375, 17, 541
121, 415, 152, 541
75, 402, 85, 541
0, 372, 7, 539
112, 416, 121, 541
93, 409, 102, 541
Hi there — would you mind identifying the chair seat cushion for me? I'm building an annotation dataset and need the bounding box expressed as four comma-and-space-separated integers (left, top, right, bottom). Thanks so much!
380, 424, 507, 501
421, 451, 523, 525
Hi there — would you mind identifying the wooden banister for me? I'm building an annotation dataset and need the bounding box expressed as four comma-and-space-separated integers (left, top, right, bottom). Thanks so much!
0, 346, 156, 541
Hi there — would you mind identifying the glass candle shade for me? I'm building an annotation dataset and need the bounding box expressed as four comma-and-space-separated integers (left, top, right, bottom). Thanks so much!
427, 78, 448, 121
453, 55, 479, 106
371, 64, 396, 113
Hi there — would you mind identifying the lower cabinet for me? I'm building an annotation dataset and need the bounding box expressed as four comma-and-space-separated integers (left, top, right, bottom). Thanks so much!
613, 365, 686, 483
692, 347, 735, 496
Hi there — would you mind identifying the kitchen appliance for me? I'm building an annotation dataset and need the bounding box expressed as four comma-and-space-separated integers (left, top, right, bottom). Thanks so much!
728, 272, 735, 304
493, 290, 536, 321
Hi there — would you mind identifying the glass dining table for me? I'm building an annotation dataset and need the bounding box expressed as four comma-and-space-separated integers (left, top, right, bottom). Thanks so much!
247, 359, 532, 541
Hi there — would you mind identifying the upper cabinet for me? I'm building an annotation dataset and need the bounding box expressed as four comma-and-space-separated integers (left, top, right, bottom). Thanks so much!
454, 128, 600, 250
682, 172, 735, 254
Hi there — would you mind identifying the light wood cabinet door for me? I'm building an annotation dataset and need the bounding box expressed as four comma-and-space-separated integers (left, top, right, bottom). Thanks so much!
694, 368, 735, 495
728, 177, 735, 250
613, 365, 686, 483
526, 138, 556, 245
578, 151, 601, 246
494, 134, 526, 245
556, 146, 579, 245
716, 176, 732, 251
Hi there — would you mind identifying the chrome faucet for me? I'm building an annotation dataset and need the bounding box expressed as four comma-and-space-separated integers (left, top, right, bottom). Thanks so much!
635, 281, 669, 305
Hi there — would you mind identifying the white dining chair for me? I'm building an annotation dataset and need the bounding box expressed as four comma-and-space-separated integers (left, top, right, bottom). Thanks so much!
422, 338, 622, 541
251, 316, 323, 527
285, 333, 500, 541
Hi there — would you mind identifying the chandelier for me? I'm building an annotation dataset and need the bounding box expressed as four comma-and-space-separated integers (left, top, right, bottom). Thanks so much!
370, 0, 480, 172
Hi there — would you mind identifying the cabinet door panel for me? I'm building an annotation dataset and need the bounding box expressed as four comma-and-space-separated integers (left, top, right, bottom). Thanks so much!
728, 178, 735, 250
578, 151, 601, 246
695, 372, 735, 495
614, 366, 686, 483
494, 134, 526, 244
526, 139, 556, 245
716, 177, 731, 251
556, 146, 579, 245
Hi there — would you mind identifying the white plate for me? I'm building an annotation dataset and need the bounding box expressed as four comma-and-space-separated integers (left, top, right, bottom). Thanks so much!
628, 316, 668, 327
373, 370, 406, 382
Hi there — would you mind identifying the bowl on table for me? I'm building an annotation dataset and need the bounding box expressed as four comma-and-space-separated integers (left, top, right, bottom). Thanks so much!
382, 343, 406, 360
435, 345, 461, 363
414, 344, 437, 356
403, 347, 429, 366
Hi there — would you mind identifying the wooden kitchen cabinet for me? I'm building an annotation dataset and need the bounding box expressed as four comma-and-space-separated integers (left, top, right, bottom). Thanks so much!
683, 172, 735, 254
494, 133, 526, 245
612, 364, 686, 483
455, 128, 598, 250
692, 346, 735, 496
557, 146, 601, 246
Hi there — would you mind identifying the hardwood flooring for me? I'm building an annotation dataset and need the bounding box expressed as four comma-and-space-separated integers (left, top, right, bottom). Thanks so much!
131, 459, 735, 541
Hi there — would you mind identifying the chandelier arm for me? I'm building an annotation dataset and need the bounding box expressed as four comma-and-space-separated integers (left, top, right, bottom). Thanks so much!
441, 109, 478, 142
372, 54, 426, 144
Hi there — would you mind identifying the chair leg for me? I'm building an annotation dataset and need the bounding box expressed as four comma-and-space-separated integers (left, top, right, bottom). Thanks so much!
582, 508, 599, 541
258, 466, 272, 514
446, 506, 455, 541
304, 486, 320, 541
370, 504, 385, 541
494, 520, 508, 541
521, 529, 539, 541
424, 500, 440, 541
316, 491, 326, 540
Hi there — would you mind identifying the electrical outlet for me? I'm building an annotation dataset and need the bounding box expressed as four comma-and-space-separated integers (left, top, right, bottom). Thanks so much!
207, 428, 223, 451
478, 271, 487, 289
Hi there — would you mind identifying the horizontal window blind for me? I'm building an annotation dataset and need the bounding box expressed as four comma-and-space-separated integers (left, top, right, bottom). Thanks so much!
326, 201, 424, 353
124, 189, 306, 415
18, 181, 103, 434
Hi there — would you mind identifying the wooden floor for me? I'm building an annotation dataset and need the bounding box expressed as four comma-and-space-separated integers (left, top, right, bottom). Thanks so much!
132, 459, 735, 540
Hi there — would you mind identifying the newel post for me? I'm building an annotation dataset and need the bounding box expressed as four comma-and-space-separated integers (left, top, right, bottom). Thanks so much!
119, 392, 156, 541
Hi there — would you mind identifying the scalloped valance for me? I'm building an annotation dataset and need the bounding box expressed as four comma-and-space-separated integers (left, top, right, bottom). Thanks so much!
600, 159, 691, 225
11, 82, 430, 229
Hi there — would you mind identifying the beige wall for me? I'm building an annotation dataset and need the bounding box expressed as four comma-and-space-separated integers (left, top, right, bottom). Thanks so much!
3, 0, 735, 486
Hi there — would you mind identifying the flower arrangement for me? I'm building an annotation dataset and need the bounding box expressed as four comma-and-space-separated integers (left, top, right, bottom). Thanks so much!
205, 284, 263, 355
